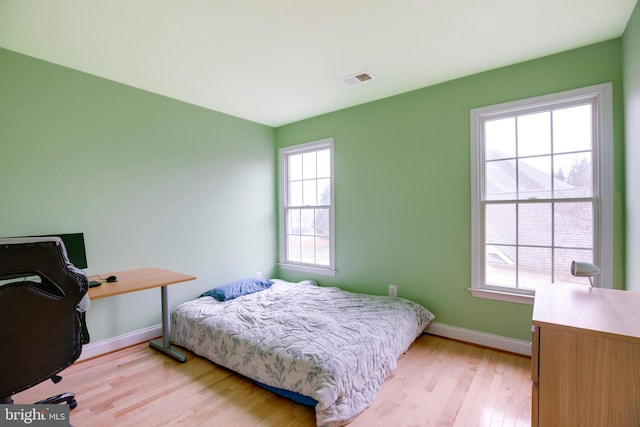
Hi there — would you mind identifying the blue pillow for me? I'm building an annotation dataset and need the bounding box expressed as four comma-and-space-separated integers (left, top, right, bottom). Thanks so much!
202, 278, 274, 301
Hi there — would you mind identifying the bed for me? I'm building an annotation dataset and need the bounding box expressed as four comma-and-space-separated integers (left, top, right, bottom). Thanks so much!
170, 279, 435, 427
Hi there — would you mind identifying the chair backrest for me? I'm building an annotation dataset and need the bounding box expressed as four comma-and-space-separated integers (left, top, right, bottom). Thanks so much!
0, 237, 88, 398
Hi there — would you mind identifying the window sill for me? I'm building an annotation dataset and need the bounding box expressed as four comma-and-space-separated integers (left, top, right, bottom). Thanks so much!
468, 288, 534, 305
279, 263, 336, 277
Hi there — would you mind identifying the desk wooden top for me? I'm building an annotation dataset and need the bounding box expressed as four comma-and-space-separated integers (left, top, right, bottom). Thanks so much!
533, 283, 640, 343
87, 267, 196, 300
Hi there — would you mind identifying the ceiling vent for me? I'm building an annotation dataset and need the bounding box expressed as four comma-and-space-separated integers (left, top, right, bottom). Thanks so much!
339, 71, 375, 86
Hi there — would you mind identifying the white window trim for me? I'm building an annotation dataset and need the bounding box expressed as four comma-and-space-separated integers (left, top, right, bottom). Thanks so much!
279, 138, 336, 276
470, 83, 614, 304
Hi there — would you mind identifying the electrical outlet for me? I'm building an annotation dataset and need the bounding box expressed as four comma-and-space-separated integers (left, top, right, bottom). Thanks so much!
388, 284, 397, 297
256, 272, 263, 278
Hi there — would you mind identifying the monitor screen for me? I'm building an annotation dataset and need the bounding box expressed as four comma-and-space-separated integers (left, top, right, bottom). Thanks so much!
23, 232, 88, 269
54, 233, 88, 269
0, 232, 88, 285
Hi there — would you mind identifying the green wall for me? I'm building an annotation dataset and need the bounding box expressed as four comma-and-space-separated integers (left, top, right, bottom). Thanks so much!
275, 40, 626, 341
0, 48, 276, 342
624, 2, 640, 292
0, 34, 630, 346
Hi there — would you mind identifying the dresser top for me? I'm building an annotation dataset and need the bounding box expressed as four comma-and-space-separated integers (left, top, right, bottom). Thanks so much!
533, 284, 640, 342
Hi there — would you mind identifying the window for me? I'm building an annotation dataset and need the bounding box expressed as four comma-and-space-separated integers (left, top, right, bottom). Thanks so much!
279, 138, 335, 276
470, 84, 613, 303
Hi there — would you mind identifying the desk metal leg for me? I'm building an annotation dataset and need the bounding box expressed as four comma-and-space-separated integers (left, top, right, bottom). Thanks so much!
149, 285, 187, 362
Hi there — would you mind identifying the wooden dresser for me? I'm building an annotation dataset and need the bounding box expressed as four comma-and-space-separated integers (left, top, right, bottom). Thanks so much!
531, 284, 640, 427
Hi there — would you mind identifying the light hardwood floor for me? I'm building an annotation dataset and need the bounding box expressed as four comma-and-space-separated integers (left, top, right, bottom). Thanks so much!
14, 334, 532, 426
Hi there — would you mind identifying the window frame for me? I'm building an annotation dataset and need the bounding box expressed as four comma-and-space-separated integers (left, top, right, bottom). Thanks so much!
279, 137, 336, 276
470, 83, 614, 304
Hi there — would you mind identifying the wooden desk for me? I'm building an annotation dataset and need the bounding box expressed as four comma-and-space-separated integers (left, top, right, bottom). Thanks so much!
531, 284, 640, 426
88, 267, 196, 362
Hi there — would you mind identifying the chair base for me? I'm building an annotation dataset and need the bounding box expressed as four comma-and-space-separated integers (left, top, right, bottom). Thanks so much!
0, 392, 77, 410
36, 392, 77, 410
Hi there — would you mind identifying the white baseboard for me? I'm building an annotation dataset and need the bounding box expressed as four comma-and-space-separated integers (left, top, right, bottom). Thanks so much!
427, 322, 532, 356
79, 322, 532, 362
79, 324, 162, 361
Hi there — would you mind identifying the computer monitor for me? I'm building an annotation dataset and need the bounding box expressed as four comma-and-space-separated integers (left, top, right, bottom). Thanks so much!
52, 233, 88, 269
12, 232, 89, 269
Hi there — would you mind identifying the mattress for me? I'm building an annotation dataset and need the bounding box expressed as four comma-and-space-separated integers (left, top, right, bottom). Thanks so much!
171, 279, 435, 426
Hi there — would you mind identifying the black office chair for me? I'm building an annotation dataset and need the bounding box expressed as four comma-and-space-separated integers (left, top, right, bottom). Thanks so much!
0, 237, 88, 408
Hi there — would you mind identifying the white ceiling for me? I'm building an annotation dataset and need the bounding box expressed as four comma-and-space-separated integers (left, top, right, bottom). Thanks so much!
0, 0, 637, 127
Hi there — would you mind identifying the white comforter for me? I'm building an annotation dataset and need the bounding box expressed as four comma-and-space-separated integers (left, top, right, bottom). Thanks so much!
170, 279, 435, 426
